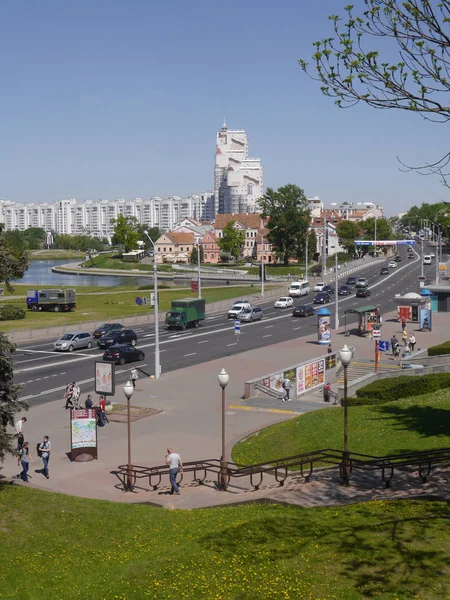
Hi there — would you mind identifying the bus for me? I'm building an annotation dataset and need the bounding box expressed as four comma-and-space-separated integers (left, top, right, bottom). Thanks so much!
423, 255, 432, 265
288, 280, 310, 297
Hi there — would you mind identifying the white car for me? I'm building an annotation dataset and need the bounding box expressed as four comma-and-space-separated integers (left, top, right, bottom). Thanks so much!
227, 301, 251, 319
314, 282, 326, 292
274, 296, 294, 308
388, 261, 397, 268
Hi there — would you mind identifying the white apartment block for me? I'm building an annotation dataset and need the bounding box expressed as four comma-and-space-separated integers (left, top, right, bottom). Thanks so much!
214, 123, 263, 215
0, 193, 215, 238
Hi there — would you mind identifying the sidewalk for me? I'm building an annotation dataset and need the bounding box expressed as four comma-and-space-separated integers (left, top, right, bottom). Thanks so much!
3, 307, 449, 509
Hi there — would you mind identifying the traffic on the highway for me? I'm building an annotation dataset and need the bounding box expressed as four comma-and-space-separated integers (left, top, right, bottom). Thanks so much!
13, 242, 443, 406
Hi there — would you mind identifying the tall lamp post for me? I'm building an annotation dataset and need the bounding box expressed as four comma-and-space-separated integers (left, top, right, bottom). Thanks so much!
218, 368, 229, 491
257, 231, 265, 299
124, 380, 134, 491
339, 345, 353, 486
197, 239, 202, 298
144, 230, 161, 379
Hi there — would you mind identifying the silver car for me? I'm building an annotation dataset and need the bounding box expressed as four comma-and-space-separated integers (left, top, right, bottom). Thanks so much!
53, 331, 93, 352
240, 307, 263, 322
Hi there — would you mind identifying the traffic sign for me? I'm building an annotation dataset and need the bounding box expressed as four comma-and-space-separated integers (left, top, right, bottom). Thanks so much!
234, 319, 241, 335
378, 340, 389, 352
372, 329, 381, 339
191, 280, 198, 292
150, 292, 155, 306
143, 296, 148, 306
135, 297, 143, 306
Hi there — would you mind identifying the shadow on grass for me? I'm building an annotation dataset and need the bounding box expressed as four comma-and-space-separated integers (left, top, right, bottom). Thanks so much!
373, 404, 450, 440
200, 500, 450, 598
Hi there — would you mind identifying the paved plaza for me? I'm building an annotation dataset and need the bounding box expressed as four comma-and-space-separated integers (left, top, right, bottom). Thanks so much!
3, 309, 450, 510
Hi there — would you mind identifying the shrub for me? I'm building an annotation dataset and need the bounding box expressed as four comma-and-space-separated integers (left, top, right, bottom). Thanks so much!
428, 342, 450, 356
0, 305, 26, 321
346, 396, 388, 407
356, 373, 450, 402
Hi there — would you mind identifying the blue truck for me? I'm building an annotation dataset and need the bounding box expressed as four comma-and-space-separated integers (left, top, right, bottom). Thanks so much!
26, 289, 77, 312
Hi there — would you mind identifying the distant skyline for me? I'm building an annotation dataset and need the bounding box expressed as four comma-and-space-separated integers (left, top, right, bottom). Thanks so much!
0, 0, 448, 215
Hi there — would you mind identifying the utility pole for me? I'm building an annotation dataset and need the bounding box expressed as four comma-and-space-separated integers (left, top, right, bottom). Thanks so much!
144, 230, 161, 379
421, 237, 424, 278
305, 234, 309, 281
374, 216, 377, 257
259, 232, 265, 299
335, 251, 339, 330
322, 215, 327, 278
197, 239, 202, 298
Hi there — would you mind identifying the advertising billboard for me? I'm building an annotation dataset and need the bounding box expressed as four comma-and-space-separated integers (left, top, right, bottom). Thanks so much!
95, 361, 115, 396
70, 408, 97, 461
318, 316, 331, 345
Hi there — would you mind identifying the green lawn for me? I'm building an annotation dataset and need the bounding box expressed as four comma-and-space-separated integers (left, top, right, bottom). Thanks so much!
87, 252, 173, 272
232, 389, 450, 466
0, 286, 265, 332
0, 485, 449, 599
29, 249, 86, 260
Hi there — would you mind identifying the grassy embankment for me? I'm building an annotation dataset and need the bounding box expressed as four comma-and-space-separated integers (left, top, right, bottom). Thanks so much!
0, 285, 267, 332
233, 388, 450, 466
29, 249, 86, 260
0, 484, 449, 599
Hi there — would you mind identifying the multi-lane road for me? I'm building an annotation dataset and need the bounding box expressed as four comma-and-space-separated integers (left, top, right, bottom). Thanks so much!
13, 245, 441, 406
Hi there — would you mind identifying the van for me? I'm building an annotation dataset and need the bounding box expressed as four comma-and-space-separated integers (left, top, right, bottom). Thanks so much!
288, 280, 310, 297
423, 255, 432, 265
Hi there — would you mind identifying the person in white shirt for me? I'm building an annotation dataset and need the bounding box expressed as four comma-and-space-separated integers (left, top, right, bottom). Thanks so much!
15, 417, 27, 450
165, 447, 183, 495
130, 368, 139, 389
39, 436, 51, 479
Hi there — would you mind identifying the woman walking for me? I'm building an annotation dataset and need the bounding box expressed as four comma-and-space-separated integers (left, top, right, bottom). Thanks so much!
17, 442, 32, 483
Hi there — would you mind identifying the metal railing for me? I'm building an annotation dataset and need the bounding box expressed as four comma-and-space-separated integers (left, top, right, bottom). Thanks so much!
116, 446, 450, 493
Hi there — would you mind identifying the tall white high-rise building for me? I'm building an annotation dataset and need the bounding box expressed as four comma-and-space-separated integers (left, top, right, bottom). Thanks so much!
214, 122, 263, 215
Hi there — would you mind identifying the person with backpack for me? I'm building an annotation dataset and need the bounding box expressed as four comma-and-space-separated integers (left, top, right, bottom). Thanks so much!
281, 377, 291, 402
38, 435, 51, 479
393, 342, 401, 361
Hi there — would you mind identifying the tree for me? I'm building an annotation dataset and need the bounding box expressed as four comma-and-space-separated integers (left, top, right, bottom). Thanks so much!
190, 244, 204, 264
300, 1, 450, 185
0, 224, 29, 293
259, 184, 310, 265
22, 227, 46, 250
362, 217, 393, 241
111, 215, 140, 253
336, 221, 362, 256
218, 221, 245, 263
136, 225, 163, 248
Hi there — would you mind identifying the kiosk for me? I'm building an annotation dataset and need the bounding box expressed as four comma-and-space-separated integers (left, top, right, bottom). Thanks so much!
344, 305, 381, 337
393, 292, 425, 323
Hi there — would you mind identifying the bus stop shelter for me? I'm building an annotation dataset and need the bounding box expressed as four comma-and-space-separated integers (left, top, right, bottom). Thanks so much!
344, 305, 380, 337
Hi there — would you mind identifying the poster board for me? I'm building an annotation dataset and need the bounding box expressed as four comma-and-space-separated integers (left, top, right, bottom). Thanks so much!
296, 358, 325, 397
70, 408, 98, 461
95, 361, 115, 396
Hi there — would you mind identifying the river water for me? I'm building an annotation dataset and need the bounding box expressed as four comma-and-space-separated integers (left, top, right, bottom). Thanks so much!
13, 259, 154, 287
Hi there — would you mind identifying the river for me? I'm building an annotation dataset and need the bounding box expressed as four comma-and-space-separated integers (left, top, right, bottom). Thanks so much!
13, 259, 154, 287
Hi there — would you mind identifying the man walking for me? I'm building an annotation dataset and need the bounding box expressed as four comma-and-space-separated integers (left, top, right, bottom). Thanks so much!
15, 416, 27, 451
281, 377, 291, 402
402, 328, 408, 347
165, 447, 183, 495
390, 334, 398, 358
17, 442, 32, 482
409, 334, 416, 353
39, 435, 51, 479
64, 382, 74, 410
130, 367, 139, 389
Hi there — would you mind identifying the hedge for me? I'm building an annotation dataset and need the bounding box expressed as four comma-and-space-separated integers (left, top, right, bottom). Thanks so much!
0, 305, 26, 321
355, 373, 450, 402
428, 341, 450, 356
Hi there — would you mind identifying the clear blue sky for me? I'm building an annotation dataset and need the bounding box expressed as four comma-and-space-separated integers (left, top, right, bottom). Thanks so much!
0, 0, 447, 214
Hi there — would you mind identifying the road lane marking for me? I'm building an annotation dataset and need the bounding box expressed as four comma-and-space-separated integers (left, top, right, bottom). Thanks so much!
265, 325, 274, 328
184, 353, 197, 357
226, 343, 237, 347
197, 340, 209, 344
262, 334, 272, 338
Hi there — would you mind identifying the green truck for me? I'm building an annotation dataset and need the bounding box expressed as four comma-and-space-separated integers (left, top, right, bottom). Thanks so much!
165, 298, 205, 330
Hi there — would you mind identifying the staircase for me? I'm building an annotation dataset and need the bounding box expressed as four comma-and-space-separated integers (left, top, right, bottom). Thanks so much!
337, 360, 401, 384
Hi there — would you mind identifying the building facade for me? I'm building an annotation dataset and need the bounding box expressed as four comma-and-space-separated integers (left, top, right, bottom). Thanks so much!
214, 123, 263, 216
0, 193, 215, 238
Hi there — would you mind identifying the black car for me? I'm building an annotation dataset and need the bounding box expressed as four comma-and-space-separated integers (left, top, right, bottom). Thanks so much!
97, 328, 138, 349
346, 277, 357, 285
394, 256, 402, 262
356, 288, 371, 298
380, 267, 389, 275
338, 285, 352, 296
94, 323, 124, 339
314, 292, 330, 304
322, 285, 335, 295
292, 305, 315, 317
102, 344, 145, 365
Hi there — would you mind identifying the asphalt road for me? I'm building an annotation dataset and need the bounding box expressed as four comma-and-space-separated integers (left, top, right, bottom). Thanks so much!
13, 245, 441, 406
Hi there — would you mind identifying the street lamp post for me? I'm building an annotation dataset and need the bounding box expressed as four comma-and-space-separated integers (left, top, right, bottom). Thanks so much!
257, 232, 265, 299
197, 239, 202, 298
339, 345, 353, 486
421, 237, 424, 279
144, 230, 161, 379
335, 251, 339, 330
305, 234, 309, 281
218, 368, 229, 491
124, 380, 134, 491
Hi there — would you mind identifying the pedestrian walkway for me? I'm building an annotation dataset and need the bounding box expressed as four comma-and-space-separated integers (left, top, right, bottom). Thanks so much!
3, 308, 450, 510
